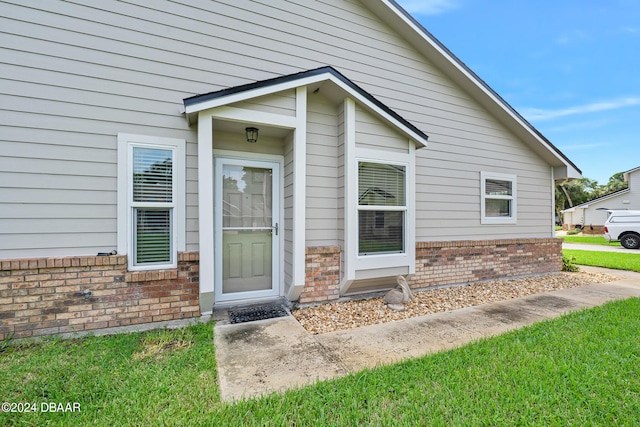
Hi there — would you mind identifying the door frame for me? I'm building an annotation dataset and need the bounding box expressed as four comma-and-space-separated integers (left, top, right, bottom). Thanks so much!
213, 153, 284, 303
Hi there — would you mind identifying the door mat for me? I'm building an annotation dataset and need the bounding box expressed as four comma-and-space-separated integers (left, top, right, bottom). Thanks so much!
228, 304, 289, 324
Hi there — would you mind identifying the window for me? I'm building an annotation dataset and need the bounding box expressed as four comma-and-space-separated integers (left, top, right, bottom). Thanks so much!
132, 146, 174, 265
358, 161, 406, 255
117, 134, 185, 270
481, 172, 517, 224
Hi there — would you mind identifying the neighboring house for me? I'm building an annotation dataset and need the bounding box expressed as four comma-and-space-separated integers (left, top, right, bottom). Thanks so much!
562, 166, 639, 234
0, 0, 581, 339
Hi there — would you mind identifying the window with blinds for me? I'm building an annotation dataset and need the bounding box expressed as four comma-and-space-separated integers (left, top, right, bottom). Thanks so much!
481, 172, 517, 224
131, 146, 174, 265
133, 148, 172, 203
358, 161, 406, 255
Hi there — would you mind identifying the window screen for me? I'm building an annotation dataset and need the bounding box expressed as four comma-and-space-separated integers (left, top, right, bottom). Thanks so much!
132, 146, 174, 265
358, 162, 406, 255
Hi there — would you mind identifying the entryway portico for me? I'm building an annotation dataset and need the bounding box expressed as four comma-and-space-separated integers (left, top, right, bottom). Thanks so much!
184, 67, 429, 314
185, 85, 308, 315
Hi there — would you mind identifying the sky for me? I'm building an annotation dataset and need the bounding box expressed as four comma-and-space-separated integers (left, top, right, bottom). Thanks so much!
395, 0, 640, 185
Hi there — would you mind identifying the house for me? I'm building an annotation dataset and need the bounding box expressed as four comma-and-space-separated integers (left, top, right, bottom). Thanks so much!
0, 0, 581, 339
562, 166, 639, 234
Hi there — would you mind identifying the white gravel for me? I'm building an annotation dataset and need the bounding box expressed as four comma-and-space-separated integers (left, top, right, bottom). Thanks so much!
292, 271, 618, 335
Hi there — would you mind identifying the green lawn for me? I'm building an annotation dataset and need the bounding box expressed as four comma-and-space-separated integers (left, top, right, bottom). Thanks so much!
561, 235, 621, 246
2, 299, 640, 425
563, 249, 640, 272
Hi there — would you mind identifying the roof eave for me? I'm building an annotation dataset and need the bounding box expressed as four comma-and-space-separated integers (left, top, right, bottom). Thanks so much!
561, 188, 631, 212
183, 66, 429, 149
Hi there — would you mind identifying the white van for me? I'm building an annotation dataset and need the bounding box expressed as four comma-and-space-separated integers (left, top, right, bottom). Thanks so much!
603, 210, 640, 249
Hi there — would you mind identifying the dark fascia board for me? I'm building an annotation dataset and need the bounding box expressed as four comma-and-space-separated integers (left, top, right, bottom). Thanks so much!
381, 0, 581, 176
624, 165, 640, 177
183, 66, 429, 147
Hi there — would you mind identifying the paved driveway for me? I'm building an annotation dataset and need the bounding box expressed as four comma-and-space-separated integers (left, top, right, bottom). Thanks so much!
562, 242, 640, 254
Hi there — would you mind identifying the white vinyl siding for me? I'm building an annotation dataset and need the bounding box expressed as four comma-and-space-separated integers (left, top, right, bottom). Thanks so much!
355, 106, 409, 154
233, 91, 297, 117
1, 0, 558, 259
305, 92, 340, 245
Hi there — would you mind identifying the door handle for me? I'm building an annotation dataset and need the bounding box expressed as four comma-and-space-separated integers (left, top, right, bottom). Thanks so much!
273, 223, 279, 236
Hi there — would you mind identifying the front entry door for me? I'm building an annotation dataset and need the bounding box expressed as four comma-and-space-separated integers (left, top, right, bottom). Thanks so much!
214, 158, 280, 302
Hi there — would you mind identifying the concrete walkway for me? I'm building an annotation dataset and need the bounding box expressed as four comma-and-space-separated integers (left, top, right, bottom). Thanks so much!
213, 267, 640, 402
562, 242, 640, 253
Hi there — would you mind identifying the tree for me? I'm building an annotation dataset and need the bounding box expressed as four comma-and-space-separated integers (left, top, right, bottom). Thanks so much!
555, 171, 629, 225
555, 179, 593, 225
597, 172, 628, 197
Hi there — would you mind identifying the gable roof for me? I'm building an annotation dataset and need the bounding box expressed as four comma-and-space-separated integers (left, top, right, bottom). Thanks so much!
561, 187, 631, 212
184, 66, 429, 148
561, 165, 638, 212
624, 165, 640, 180
364, 0, 581, 179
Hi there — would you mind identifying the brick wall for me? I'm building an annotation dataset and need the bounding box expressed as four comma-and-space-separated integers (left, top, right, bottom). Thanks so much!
299, 239, 562, 305
581, 225, 605, 235
0, 252, 200, 340
411, 238, 562, 289
300, 246, 341, 304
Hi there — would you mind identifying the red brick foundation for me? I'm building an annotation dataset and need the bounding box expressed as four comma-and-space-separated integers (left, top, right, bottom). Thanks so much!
1, 238, 562, 337
411, 238, 562, 289
300, 246, 341, 304
299, 238, 562, 304
0, 252, 200, 340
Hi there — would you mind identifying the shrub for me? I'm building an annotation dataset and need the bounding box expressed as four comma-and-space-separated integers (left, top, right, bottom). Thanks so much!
562, 254, 580, 272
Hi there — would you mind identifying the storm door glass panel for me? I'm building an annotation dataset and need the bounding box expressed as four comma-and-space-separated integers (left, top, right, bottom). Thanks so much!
222, 165, 273, 294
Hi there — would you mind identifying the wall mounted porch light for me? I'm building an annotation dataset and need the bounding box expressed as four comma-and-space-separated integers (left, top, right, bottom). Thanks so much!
245, 127, 259, 143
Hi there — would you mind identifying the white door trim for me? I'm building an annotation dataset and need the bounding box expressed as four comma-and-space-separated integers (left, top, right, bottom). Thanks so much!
214, 156, 283, 302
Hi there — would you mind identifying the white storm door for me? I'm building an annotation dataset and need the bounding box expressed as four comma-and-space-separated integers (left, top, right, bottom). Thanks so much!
214, 158, 281, 302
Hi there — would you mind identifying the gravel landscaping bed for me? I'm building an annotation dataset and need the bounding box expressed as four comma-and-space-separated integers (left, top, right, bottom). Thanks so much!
292, 271, 619, 335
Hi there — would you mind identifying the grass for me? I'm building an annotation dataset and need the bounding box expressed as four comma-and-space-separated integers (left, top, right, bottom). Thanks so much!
0, 324, 218, 426
2, 299, 640, 425
563, 249, 640, 272
561, 235, 621, 246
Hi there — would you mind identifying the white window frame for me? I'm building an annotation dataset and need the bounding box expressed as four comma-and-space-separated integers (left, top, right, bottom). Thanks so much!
342, 98, 416, 283
117, 134, 185, 271
348, 148, 415, 274
481, 171, 517, 224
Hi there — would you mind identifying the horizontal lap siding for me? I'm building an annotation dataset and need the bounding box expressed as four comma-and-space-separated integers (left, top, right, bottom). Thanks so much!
1, 0, 554, 258
233, 91, 297, 116
355, 106, 408, 153
415, 131, 552, 241
1, 0, 203, 258
306, 94, 339, 245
